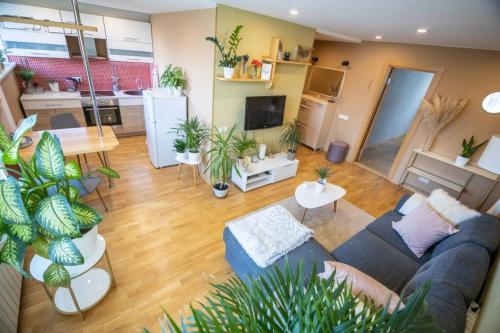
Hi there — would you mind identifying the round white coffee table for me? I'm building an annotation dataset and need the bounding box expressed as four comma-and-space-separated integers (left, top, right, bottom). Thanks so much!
295, 181, 347, 222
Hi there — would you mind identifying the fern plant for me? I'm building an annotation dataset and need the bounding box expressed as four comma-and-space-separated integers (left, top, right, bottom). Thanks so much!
147, 262, 439, 333
0, 115, 120, 288
205, 25, 244, 68
460, 136, 487, 158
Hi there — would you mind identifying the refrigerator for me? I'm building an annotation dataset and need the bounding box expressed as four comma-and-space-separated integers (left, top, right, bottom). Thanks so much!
143, 89, 187, 168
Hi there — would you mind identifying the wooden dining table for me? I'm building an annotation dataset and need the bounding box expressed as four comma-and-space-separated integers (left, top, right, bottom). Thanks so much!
19, 126, 119, 187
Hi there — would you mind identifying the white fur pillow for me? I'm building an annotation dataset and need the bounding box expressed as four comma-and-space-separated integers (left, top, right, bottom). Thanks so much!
426, 189, 480, 225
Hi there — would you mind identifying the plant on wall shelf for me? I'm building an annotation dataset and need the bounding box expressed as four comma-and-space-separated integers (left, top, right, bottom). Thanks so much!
280, 119, 302, 161
0, 115, 120, 288
204, 125, 240, 199
205, 25, 244, 79
146, 262, 439, 333
250, 59, 262, 79
454, 135, 487, 167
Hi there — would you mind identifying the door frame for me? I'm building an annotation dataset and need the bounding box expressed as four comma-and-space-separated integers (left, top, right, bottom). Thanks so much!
354, 61, 444, 180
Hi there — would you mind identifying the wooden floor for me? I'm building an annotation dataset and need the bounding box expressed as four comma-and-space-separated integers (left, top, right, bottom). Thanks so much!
19, 136, 407, 333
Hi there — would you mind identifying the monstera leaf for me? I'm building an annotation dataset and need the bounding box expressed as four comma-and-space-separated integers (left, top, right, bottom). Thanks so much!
43, 263, 70, 287
71, 202, 102, 229
2, 115, 37, 165
0, 177, 31, 225
8, 223, 36, 244
34, 132, 65, 180
64, 160, 82, 179
35, 194, 80, 238
48, 238, 83, 266
0, 236, 26, 274
32, 235, 50, 259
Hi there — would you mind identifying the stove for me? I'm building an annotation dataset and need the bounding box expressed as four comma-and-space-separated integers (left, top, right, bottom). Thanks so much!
80, 90, 115, 98
80, 90, 117, 107
80, 90, 121, 127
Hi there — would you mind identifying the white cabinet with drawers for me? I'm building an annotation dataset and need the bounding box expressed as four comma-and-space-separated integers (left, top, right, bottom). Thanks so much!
297, 94, 336, 150
103, 17, 152, 44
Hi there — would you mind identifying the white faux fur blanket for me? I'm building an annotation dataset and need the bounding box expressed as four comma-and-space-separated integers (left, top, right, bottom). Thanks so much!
227, 205, 314, 268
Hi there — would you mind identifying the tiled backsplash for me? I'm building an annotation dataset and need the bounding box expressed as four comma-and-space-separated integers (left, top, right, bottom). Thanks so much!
9, 56, 152, 92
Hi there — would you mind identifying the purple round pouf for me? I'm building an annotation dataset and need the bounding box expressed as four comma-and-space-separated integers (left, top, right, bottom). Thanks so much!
326, 140, 349, 163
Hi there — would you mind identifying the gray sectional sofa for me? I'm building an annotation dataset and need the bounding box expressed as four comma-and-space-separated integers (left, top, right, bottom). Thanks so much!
223, 195, 500, 333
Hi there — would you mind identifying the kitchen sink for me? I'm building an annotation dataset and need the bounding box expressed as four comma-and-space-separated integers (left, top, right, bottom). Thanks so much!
123, 90, 143, 96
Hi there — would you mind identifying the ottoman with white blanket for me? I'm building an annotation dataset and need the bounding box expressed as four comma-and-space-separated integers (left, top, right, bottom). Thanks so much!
223, 205, 334, 282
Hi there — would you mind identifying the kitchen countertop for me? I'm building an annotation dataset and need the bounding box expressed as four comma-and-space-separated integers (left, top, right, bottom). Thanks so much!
21, 90, 144, 103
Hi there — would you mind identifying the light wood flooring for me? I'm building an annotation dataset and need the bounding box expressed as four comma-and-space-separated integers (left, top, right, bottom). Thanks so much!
19, 136, 406, 333
358, 136, 405, 175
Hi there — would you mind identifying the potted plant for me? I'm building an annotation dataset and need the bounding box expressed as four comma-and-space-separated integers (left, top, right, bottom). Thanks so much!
0, 115, 120, 288
280, 119, 302, 160
173, 138, 187, 160
250, 59, 262, 79
204, 125, 240, 198
170, 67, 186, 97
206, 25, 244, 79
315, 165, 332, 193
160, 64, 174, 94
17, 68, 35, 94
455, 136, 487, 167
185, 117, 208, 162
233, 131, 257, 166
149, 262, 438, 332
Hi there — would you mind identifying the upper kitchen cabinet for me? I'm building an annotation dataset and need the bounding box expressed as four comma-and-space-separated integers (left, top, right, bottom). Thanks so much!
103, 17, 152, 44
60, 11, 106, 39
0, 3, 64, 33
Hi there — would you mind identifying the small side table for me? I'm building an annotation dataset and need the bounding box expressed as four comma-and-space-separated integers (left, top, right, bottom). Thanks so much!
29, 235, 115, 320
176, 155, 202, 185
295, 182, 347, 222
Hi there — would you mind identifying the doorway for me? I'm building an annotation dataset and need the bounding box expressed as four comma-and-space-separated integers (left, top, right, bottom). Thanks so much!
358, 67, 434, 175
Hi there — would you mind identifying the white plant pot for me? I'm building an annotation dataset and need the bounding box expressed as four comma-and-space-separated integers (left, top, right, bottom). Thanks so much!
188, 151, 201, 162
314, 181, 325, 194
173, 86, 182, 97
213, 183, 229, 198
72, 226, 98, 258
223, 67, 235, 79
238, 158, 245, 167
258, 144, 267, 160
176, 151, 186, 160
287, 150, 296, 160
455, 155, 470, 167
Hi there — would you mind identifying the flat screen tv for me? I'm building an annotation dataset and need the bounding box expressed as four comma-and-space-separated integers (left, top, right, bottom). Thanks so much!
244, 95, 286, 130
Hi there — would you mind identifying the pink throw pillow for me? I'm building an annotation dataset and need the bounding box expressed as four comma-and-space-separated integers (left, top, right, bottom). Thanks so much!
318, 261, 403, 313
392, 202, 458, 258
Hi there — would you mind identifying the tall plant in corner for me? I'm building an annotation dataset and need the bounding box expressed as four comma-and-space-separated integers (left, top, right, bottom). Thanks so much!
0, 115, 119, 287
206, 25, 244, 79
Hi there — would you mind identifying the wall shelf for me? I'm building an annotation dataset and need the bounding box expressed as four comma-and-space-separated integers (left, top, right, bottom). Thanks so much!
216, 76, 271, 83
275, 59, 311, 66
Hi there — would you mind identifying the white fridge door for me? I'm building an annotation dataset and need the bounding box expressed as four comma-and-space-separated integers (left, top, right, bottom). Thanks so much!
143, 93, 159, 168
155, 96, 187, 167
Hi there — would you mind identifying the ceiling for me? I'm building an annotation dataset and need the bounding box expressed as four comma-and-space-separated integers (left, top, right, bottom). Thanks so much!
79, 0, 500, 51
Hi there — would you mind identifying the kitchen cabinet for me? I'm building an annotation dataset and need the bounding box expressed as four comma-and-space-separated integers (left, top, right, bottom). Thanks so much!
24, 107, 86, 131
103, 17, 152, 44
121, 105, 145, 134
21, 97, 85, 131
106, 39, 153, 63
60, 11, 106, 39
1, 30, 69, 58
298, 94, 336, 150
0, 3, 63, 33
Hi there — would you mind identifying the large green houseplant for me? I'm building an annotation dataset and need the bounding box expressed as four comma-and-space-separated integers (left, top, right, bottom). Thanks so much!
206, 25, 244, 79
160, 65, 186, 97
147, 262, 439, 332
204, 125, 240, 198
0, 115, 119, 287
280, 119, 302, 160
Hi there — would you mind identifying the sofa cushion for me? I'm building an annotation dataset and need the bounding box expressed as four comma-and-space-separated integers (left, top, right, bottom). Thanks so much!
331, 229, 421, 293
405, 243, 490, 307
432, 214, 500, 258
365, 211, 432, 264
427, 189, 481, 225
393, 194, 411, 214
223, 228, 334, 283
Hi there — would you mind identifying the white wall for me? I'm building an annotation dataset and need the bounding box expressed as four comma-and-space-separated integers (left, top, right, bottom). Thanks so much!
366, 68, 434, 145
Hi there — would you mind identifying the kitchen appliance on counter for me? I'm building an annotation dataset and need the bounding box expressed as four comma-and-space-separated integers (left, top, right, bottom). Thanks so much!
143, 89, 187, 168
64, 77, 80, 92
81, 91, 122, 131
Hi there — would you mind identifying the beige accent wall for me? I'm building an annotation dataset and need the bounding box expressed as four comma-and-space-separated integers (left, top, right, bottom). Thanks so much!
212, 5, 315, 151
151, 8, 215, 127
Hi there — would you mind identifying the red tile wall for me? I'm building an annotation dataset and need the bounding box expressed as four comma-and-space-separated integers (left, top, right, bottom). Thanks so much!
9, 56, 153, 92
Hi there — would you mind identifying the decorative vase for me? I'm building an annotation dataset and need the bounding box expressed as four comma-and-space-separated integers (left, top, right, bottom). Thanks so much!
223, 67, 235, 79
315, 181, 325, 194
72, 226, 98, 258
213, 183, 229, 198
287, 150, 296, 160
258, 144, 267, 160
176, 151, 186, 160
455, 155, 470, 167
188, 151, 201, 162
173, 86, 182, 97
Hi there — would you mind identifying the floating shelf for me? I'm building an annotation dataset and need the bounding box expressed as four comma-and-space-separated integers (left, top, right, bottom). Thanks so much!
216, 76, 272, 83
275, 60, 311, 66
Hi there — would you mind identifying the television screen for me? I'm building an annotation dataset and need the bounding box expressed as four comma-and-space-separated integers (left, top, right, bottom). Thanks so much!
244, 95, 286, 130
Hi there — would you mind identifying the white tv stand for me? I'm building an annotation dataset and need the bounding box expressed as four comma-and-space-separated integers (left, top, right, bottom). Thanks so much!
231, 153, 299, 192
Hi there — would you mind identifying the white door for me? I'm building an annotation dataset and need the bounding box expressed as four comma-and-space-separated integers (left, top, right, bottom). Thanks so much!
103, 17, 152, 44
60, 11, 106, 39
